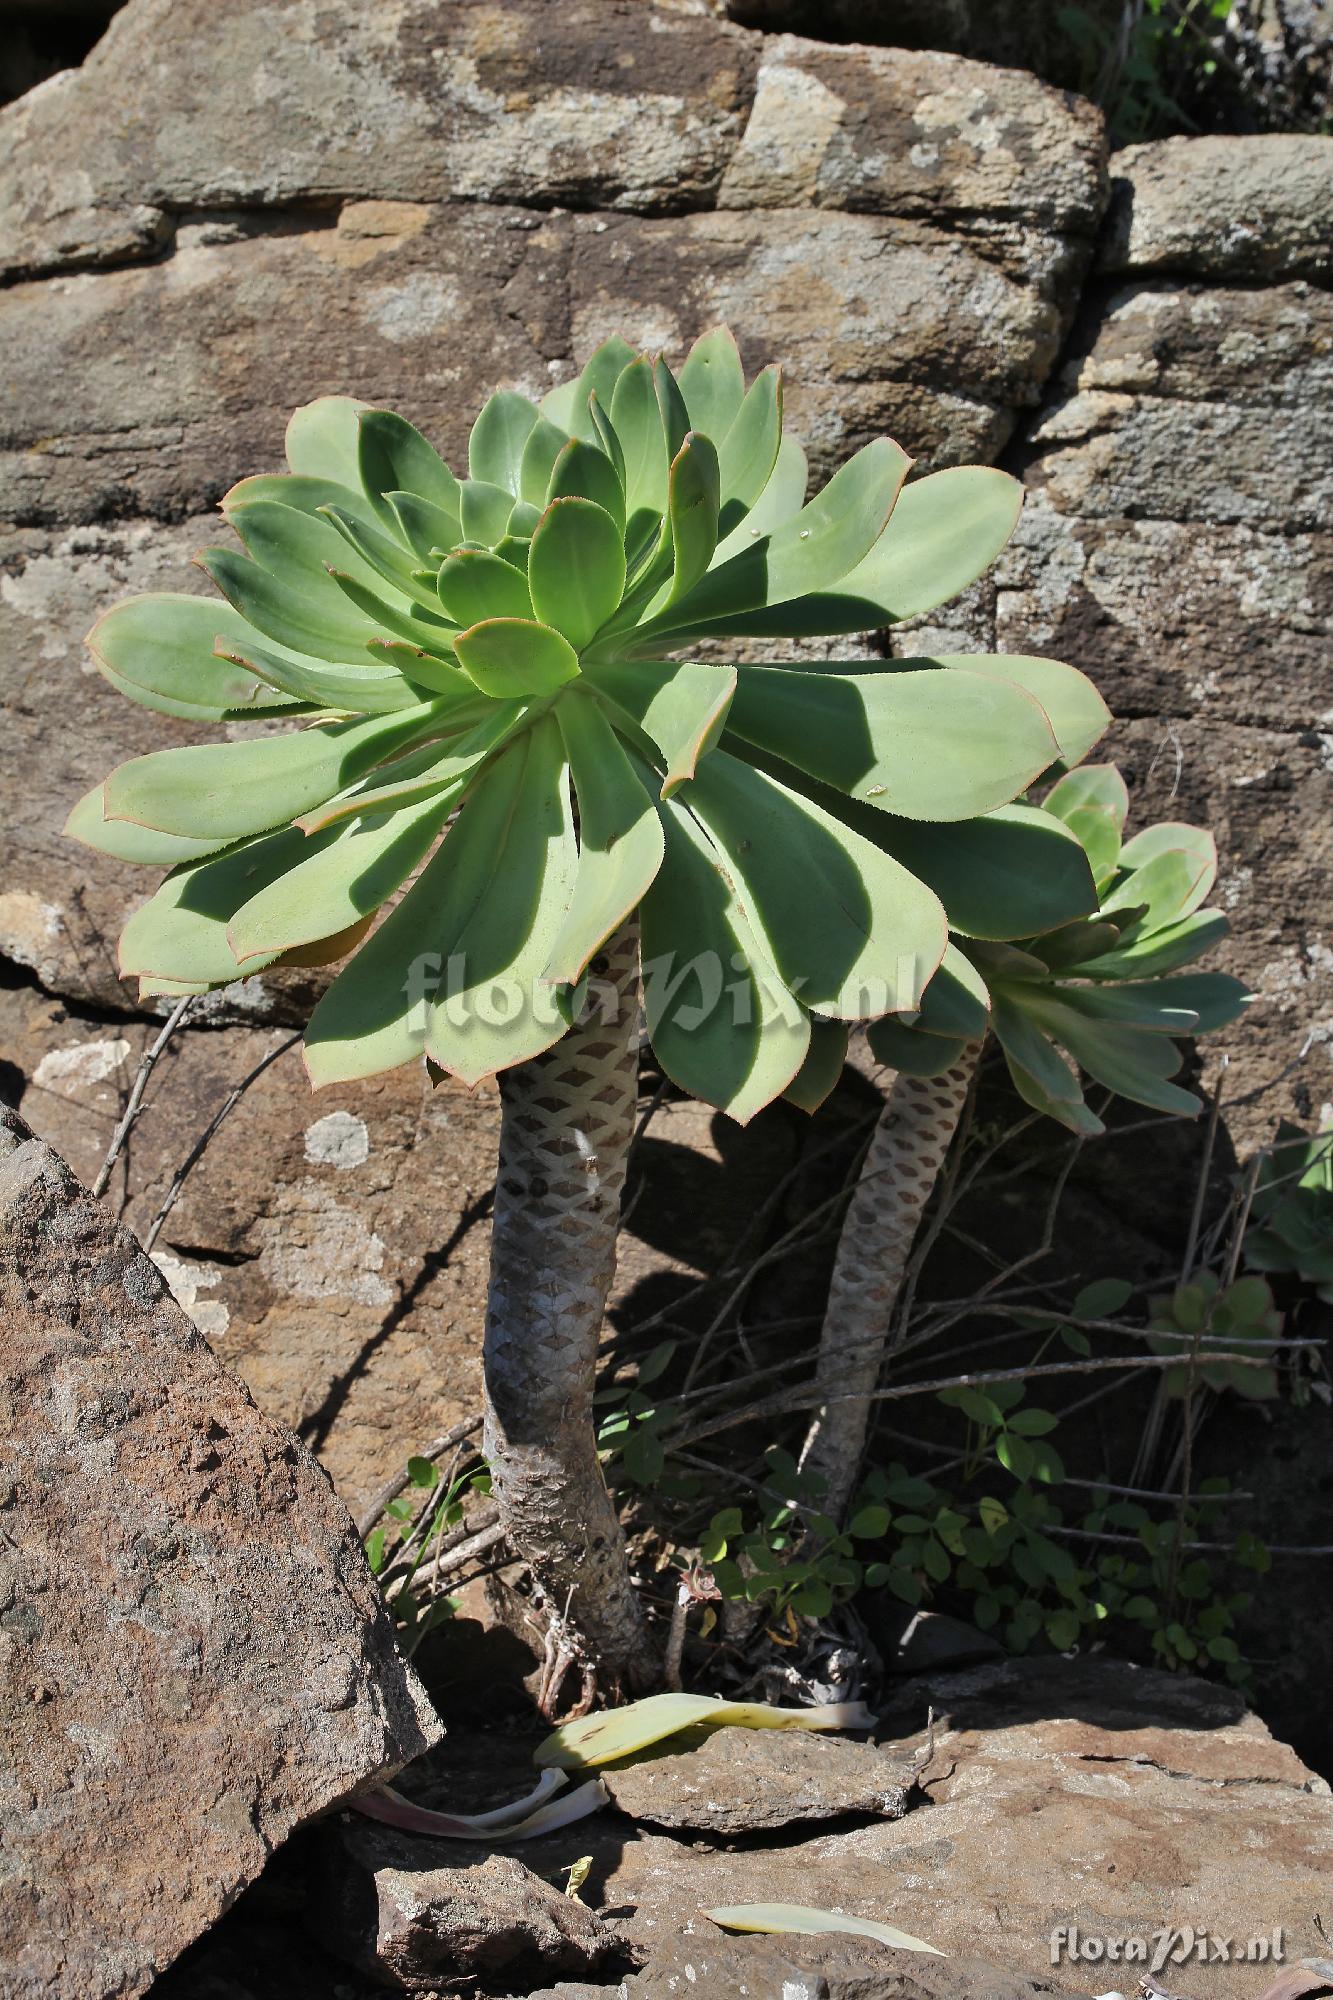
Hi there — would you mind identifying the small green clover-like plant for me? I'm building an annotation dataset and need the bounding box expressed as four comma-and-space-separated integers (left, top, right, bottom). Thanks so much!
596, 1339, 678, 1490
700, 1448, 882, 1623
851, 1454, 1261, 1685
365, 1456, 491, 1650
70, 327, 1104, 1117
692, 1434, 1262, 1684
1245, 1120, 1333, 1305
1147, 1272, 1282, 1400
866, 762, 1251, 1130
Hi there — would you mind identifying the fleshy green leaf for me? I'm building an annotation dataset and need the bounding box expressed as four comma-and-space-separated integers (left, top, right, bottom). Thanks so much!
1019, 989, 1202, 1117
676, 326, 747, 445
588, 392, 626, 487
642, 438, 910, 640
519, 417, 575, 509
585, 658, 736, 796
611, 356, 670, 542
1048, 983, 1199, 1033
1002, 1043, 1105, 1137
700, 465, 1021, 637
199, 545, 388, 666
535, 1693, 875, 1769
861, 805, 1097, 941
119, 827, 322, 984
285, 395, 372, 487
1061, 803, 1123, 888
867, 1017, 969, 1077
783, 1016, 850, 1112
437, 549, 533, 628
455, 618, 581, 698
304, 727, 569, 1087
358, 409, 461, 534
1119, 820, 1216, 878
229, 788, 457, 968
469, 389, 540, 494
545, 691, 665, 986
835, 464, 1021, 621
1132, 971, 1252, 1032
328, 566, 461, 655
660, 432, 720, 607
1044, 763, 1130, 832
915, 943, 991, 1038
423, 719, 580, 1085
540, 335, 637, 440
1101, 839, 1217, 936
1078, 909, 1229, 980
711, 433, 808, 566
103, 704, 440, 840
547, 438, 626, 531
930, 653, 1109, 769
725, 665, 1057, 821
65, 784, 229, 864
705, 1906, 941, 1957
224, 471, 374, 529
653, 356, 692, 463
641, 795, 809, 1124
389, 489, 463, 563
318, 502, 439, 605
297, 705, 522, 831
527, 499, 627, 650
216, 634, 427, 715
990, 990, 1086, 1109
716, 364, 782, 531
87, 594, 296, 721
682, 751, 946, 1018
458, 478, 516, 546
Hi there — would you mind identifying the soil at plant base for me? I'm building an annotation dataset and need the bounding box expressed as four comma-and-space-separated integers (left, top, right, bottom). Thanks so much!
150, 1654, 1333, 2000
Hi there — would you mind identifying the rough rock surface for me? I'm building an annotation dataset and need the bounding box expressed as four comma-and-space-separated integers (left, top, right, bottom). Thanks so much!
591, 1932, 1081, 1999
0, 0, 760, 277
597, 1722, 914, 1833
0, 199, 1071, 526
0, 978, 791, 1506
1002, 158, 1333, 1134
314, 1825, 625, 1991
564, 1659, 1329, 1998
716, 35, 1105, 292
0, 1108, 442, 2000
274, 1657, 1332, 2000
1099, 135, 1332, 280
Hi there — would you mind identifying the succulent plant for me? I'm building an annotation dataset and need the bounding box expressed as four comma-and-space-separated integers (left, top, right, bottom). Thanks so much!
802, 763, 1251, 1520
864, 760, 1252, 1128
70, 329, 1104, 1116
70, 328, 1108, 1690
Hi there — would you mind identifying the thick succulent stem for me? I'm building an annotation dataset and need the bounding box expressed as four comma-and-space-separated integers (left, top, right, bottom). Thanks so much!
482, 918, 655, 1697
799, 1050, 978, 1524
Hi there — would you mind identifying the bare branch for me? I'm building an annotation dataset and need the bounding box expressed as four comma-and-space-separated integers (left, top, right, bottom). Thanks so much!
91, 996, 193, 1199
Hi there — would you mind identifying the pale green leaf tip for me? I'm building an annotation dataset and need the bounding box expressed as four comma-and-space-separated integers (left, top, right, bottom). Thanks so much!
703, 1903, 944, 1956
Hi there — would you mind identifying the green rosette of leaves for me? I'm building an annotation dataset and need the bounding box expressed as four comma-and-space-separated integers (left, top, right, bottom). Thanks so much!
70, 329, 1107, 1116
866, 761, 1253, 1130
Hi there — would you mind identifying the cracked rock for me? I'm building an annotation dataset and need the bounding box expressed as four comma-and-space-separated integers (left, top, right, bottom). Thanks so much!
598, 1724, 915, 1835
313, 1822, 626, 1992
0, 1109, 442, 2000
